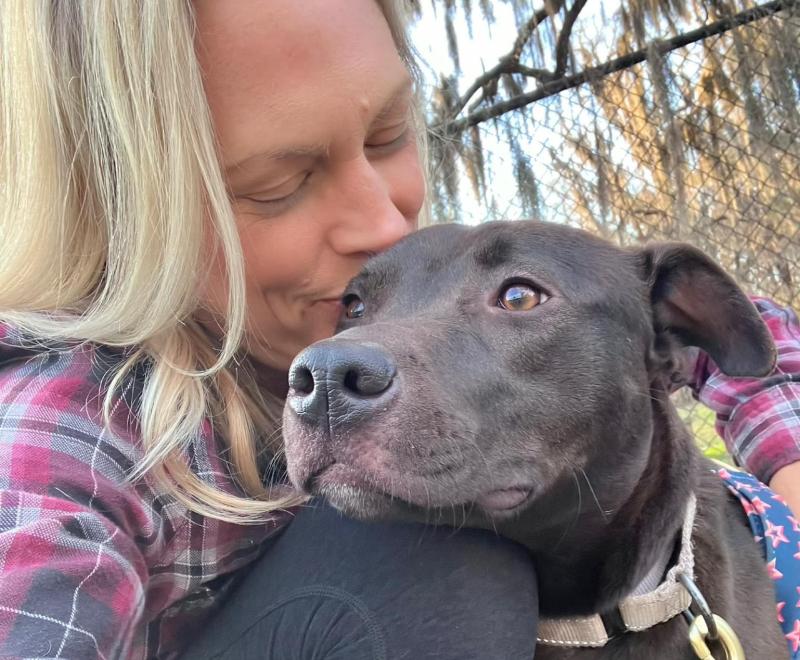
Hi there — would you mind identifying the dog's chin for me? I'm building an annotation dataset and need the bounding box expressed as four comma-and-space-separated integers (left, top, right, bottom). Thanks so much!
302, 461, 539, 524
316, 484, 419, 522
315, 478, 537, 527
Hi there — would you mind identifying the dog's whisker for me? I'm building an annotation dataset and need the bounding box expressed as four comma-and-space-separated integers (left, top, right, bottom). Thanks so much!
483, 502, 499, 536
446, 503, 458, 537
580, 467, 610, 523
423, 481, 433, 525
554, 469, 583, 551
457, 432, 496, 495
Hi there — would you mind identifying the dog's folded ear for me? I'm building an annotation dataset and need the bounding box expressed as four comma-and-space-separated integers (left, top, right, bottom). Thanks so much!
639, 243, 777, 377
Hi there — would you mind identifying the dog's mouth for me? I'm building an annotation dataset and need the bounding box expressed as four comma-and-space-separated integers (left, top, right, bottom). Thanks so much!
307, 462, 535, 518
309, 463, 382, 494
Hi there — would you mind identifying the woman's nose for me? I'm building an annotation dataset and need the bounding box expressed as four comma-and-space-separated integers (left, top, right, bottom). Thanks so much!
326, 157, 414, 256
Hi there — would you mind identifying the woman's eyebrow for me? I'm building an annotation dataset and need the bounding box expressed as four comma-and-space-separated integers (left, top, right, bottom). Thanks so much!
372, 76, 414, 124
225, 76, 414, 178
225, 143, 327, 180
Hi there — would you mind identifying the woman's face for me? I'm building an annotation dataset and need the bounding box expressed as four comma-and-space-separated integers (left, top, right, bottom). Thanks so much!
195, 0, 425, 370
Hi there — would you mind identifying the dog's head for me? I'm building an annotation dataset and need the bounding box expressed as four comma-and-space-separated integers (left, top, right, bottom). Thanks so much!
282, 221, 775, 526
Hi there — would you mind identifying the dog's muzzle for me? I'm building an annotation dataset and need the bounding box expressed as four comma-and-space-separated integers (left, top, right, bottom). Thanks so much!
287, 340, 397, 432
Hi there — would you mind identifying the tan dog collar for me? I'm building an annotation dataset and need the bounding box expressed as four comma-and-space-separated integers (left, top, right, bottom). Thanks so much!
537, 494, 697, 647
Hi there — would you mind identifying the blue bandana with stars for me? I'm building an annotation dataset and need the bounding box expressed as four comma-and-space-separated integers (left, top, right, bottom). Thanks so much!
718, 465, 800, 658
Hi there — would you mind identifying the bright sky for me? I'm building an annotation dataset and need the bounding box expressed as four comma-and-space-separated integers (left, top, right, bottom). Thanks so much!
412, 0, 617, 84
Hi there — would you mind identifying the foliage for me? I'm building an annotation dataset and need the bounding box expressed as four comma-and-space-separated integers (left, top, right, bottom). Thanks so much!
675, 394, 733, 463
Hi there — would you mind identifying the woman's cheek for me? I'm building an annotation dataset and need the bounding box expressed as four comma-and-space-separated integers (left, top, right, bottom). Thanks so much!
239, 214, 315, 290
388, 143, 426, 224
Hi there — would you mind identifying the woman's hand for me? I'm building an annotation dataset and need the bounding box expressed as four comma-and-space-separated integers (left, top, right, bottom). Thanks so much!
770, 461, 800, 518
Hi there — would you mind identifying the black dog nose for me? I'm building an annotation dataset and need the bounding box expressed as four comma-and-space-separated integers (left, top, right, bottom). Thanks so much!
287, 341, 397, 430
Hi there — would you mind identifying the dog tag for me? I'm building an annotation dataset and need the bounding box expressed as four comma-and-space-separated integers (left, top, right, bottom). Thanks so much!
688, 614, 745, 660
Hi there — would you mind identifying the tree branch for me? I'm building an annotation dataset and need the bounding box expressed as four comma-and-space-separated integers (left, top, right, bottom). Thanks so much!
449, 0, 567, 119
553, 0, 588, 77
511, 0, 566, 60
436, 0, 795, 136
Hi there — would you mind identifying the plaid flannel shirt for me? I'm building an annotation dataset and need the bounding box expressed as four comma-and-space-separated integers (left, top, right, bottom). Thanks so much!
688, 297, 800, 482
0, 326, 294, 659
1, 297, 799, 658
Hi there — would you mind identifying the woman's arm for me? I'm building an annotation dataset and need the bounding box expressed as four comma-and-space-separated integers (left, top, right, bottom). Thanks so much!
688, 297, 800, 515
0, 330, 150, 657
768, 462, 800, 519
0, 490, 148, 658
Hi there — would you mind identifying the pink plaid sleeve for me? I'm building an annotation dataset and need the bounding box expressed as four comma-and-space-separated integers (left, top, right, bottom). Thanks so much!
0, 338, 150, 658
0, 492, 148, 658
689, 297, 800, 483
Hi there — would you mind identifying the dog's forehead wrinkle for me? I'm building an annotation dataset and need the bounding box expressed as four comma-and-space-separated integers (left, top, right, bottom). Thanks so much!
368, 266, 478, 320
459, 224, 637, 305
353, 246, 469, 318
350, 261, 397, 298
473, 234, 514, 269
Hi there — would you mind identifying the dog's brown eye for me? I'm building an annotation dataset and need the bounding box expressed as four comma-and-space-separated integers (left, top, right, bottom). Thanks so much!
498, 284, 547, 311
344, 295, 366, 319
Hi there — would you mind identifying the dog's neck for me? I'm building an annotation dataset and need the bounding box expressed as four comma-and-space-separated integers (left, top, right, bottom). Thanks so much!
499, 383, 698, 616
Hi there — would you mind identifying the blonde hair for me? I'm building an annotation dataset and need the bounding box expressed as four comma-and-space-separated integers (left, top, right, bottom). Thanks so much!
0, 0, 427, 522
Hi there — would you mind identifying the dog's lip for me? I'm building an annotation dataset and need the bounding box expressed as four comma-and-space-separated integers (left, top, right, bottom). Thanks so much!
307, 464, 536, 514
307, 462, 470, 509
475, 487, 534, 513
311, 463, 445, 505
308, 463, 384, 494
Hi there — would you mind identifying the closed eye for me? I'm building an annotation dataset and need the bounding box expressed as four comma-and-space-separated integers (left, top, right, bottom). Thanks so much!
238, 172, 311, 215
365, 122, 410, 153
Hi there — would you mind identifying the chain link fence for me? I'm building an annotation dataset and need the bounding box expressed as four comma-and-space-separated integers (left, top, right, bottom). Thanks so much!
436, 1, 800, 459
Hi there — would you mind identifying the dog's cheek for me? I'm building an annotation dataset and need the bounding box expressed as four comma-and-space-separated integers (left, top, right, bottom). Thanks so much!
483, 323, 652, 488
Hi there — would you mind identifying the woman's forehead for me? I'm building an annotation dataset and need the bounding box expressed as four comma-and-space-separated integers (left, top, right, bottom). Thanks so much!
194, 0, 409, 169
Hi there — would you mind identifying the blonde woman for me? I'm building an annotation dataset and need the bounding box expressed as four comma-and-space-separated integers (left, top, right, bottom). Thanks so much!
1, 1, 798, 658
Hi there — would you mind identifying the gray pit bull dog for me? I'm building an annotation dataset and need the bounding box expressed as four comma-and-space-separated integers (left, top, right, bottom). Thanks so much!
282, 220, 786, 659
